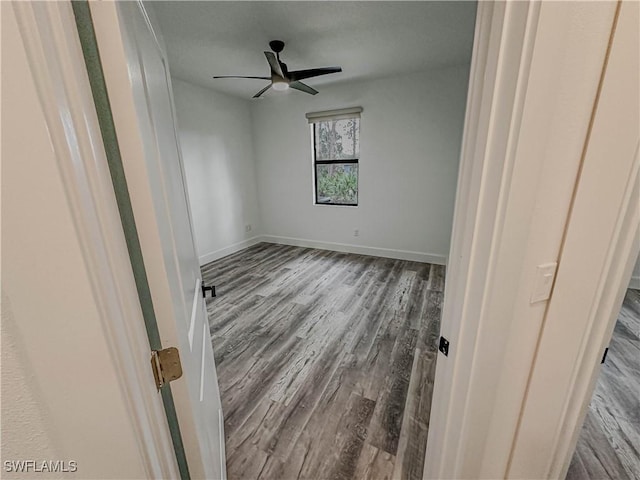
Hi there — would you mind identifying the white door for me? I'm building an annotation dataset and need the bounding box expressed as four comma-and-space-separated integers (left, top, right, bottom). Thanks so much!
89, 2, 225, 478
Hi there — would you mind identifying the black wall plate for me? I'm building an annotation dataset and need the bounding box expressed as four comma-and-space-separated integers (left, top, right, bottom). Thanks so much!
439, 336, 449, 356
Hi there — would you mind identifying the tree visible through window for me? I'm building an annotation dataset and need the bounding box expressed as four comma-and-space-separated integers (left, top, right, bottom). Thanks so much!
309, 109, 361, 206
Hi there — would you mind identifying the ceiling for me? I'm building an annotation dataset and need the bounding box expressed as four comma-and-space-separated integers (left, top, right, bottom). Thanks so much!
151, 1, 477, 99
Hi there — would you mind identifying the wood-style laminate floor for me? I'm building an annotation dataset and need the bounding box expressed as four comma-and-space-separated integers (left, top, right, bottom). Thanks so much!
566, 288, 640, 480
202, 243, 443, 480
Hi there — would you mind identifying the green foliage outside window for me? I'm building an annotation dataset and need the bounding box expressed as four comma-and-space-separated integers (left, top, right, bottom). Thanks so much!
317, 164, 358, 204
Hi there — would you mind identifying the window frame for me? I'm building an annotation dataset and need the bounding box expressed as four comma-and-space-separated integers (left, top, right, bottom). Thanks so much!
308, 108, 362, 207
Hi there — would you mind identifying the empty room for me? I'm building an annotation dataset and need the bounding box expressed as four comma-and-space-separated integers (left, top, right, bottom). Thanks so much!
152, 2, 475, 478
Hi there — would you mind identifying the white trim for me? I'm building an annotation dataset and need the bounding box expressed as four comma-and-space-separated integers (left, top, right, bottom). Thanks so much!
11, 2, 179, 478
218, 408, 227, 480
188, 277, 201, 349
424, 2, 541, 477
550, 146, 639, 479
509, 2, 640, 475
198, 236, 264, 266
261, 235, 446, 264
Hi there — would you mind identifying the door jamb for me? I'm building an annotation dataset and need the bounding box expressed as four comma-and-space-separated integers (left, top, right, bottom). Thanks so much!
424, 2, 543, 477
509, 1, 640, 475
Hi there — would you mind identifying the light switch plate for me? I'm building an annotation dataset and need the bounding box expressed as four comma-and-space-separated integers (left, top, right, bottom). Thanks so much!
530, 262, 558, 304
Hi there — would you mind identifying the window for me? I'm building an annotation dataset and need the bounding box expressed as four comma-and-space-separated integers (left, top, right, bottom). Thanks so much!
307, 107, 362, 206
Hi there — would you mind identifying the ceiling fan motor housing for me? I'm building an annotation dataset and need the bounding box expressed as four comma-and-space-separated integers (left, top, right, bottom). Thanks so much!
269, 40, 285, 53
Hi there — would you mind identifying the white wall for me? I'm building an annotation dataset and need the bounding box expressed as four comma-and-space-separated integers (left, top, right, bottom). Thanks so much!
2, 299, 62, 479
172, 78, 262, 265
251, 67, 469, 264
172, 66, 470, 265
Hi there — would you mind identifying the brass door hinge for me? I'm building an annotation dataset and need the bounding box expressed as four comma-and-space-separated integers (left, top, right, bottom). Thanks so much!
151, 347, 183, 389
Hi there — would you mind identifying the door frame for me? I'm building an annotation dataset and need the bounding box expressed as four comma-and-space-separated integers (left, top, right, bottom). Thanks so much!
424, 2, 544, 476
86, 1, 226, 478
425, 1, 638, 479
11, 1, 180, 477
14, 0, 638, 478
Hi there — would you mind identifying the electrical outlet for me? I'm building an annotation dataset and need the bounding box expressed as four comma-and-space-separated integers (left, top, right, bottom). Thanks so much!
354, 229, 359, 237
245, 224, 252, 233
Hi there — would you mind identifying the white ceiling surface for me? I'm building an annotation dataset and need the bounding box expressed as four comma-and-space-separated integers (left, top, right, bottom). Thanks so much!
151, 1, 477, 99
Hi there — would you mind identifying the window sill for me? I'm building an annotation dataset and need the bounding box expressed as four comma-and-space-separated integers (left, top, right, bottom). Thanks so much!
313, 203, 359, 208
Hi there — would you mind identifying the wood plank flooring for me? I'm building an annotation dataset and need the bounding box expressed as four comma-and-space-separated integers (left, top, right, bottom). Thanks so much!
566, 288, 640, 480
202, 243, 443, 480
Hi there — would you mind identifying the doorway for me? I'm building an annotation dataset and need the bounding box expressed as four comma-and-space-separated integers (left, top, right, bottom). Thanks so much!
566, 286, 640, 479
152, 2, 476, 479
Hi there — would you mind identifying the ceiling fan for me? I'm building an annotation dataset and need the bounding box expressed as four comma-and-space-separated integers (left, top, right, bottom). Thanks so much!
213, 40, 342, 98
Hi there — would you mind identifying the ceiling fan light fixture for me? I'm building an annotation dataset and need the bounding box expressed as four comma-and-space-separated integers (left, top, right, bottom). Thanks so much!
213, 41, 341, 98
272, 78, 290, 91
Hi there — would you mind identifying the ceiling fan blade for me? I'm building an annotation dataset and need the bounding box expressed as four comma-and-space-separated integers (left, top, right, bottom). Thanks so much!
288, 67, 342, 82
252, 84, 272, 98
213, 76, 270, 80
289, 81, 318, 95
264, 52, 284, 78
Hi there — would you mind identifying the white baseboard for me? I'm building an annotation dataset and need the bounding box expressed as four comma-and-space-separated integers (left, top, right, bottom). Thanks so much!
198, 236, 263, 266
261, 235, 447, 265
199, 235, 448, 266
630, 276, 640, 290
